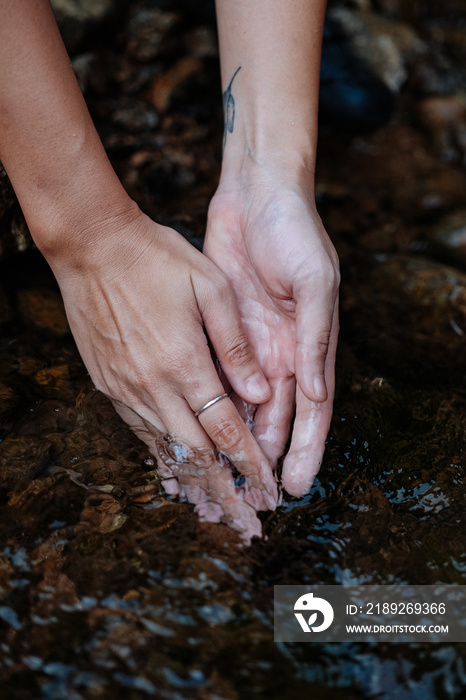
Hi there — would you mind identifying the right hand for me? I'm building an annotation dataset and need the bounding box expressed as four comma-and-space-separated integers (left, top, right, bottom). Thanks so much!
46, 207, 278, 540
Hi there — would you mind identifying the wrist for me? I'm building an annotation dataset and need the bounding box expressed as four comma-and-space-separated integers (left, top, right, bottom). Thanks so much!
20, 140, 140, 272
218, 142, 317, 201
220, 116, 317, 195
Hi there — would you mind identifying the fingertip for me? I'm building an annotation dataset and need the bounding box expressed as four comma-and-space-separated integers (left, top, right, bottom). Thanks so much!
281, 448, 324, 498
281, 469, 316, 498
244, 371, 272, 404
313, 374, 328, 403
296, 365, 327, 404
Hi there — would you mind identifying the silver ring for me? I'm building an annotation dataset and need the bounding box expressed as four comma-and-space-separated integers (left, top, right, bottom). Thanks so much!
194, 392, 229, 418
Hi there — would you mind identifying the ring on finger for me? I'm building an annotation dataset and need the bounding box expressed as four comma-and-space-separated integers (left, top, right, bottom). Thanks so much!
194, 392, 229, 418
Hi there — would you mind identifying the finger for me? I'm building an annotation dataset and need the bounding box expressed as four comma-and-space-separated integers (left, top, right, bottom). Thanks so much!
196, 272, 272, 405
115, 391, 265, 536
281, 388, 333, 496
155, 396, 269, 533
111, 399, 181, 498
252, 376, 296, 466
183, 370, 278, 508
294, 277, 339, 403
282, 308, 338, 496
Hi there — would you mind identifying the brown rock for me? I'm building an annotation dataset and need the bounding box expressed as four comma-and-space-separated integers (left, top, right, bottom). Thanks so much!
150, 57, 203, 113
17, 287, 69, 336
416, 93, 466, 165
126, 8, 180, 62
426, 209, 466, 265
342, 254, 466, 379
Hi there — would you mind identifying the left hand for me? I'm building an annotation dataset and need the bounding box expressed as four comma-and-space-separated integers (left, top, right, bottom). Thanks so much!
204, 176, 340, 497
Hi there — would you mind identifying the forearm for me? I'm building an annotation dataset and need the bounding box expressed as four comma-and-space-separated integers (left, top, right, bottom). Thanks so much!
0, 0, 136, 260
215, 0, 327, 183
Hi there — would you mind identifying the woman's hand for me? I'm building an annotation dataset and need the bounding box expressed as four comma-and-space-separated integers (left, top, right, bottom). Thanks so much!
205, 176, 340, 497
46, 208, 279, 540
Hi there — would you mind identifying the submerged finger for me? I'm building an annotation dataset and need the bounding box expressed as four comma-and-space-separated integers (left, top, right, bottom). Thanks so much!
281, 387, 332, 496
191, 389, 278, 509
157, 393, 274, 514
281, 309, 338, 496
252, 376, 296, 467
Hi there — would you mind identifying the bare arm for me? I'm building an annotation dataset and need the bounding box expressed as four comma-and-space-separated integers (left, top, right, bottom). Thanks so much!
205, 0, 340, 496
0, 0, 279, 540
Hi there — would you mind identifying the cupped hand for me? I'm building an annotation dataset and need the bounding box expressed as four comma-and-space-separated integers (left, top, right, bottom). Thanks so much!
205, 179, 340, 497
46, 208, 279, 540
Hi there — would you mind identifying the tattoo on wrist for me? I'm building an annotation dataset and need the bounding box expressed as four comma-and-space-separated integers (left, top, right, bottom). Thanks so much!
222, 66, 241, 151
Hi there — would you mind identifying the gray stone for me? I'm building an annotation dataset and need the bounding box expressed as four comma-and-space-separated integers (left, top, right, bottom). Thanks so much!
329, 6, 426, 92
50, 0, 125, 53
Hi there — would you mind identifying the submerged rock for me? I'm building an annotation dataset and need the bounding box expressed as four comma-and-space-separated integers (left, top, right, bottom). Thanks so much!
342, 254, 466, 381
17, 288, 69, 336
422, 209, 466, 269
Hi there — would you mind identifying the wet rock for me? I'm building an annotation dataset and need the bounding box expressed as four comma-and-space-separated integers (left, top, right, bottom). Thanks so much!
0, 436, 54, 491
319, 16, 395, 132
16, 400, 76, 436
0, 382, 17, 421
17, 288, 69, 336
342, 254, 466, 381
416, 93, 466, 166
78, 492, 128, 534
33, 364, 74, 400
126, 7, 180, 62
185, 26, 218, 59
50, 0, 126, 53
111, 99, 160, 132
150, 56, 204, 113
329, 6, 426, 92
391, 166, 466, 221
422, 209, 466, 269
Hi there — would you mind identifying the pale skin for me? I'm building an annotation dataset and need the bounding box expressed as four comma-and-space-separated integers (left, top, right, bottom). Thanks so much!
0, 0, 339, 540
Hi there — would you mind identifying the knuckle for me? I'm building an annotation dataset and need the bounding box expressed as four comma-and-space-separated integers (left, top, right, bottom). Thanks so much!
208, 416, 243, 454
209, 270, 232, 301
315, 330, 331, 357
224, 334, 254, 368
161, 352, 195, 384
320, 258, 340, 293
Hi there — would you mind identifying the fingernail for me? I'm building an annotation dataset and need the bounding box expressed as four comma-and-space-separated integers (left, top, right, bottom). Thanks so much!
313, 374, 327, 402
245, 372, 270, 402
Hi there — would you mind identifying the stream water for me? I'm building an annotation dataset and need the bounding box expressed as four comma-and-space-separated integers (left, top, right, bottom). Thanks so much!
1, 1, 466, 698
